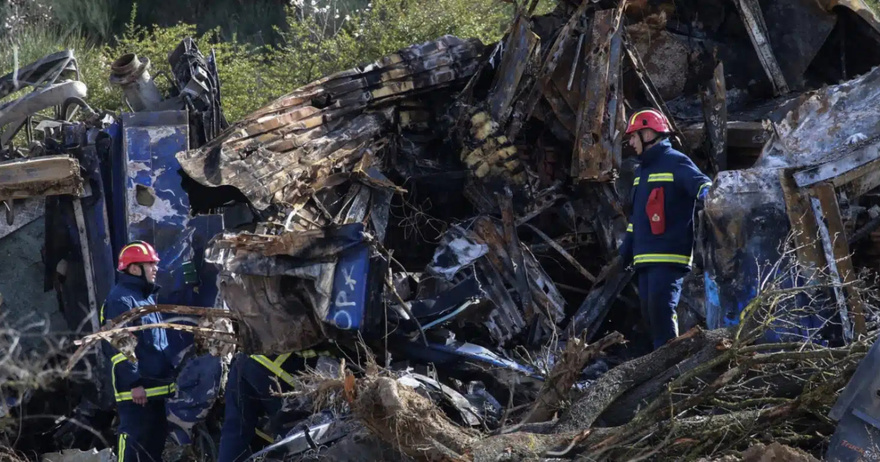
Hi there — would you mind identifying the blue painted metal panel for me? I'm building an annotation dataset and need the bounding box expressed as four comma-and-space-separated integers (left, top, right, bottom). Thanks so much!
78, 145, 115, 310
327, 243, 370, 330
120, 111, 222, 309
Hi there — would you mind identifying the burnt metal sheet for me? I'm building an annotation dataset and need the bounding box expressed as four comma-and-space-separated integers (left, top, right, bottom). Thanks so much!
488, 15, 540, 123
0, 155, 84, 200
206, 223, 366, 353
121, 111, 222, 308
732, 0, 791, 95
564, 262, 633, 342
572, 7, 624, 182
762, 0, 837, 89
758, 65, 880, 169
176, 36, 483, 212
702, 169, 790, 329
700, 61, 727, 173
793, 141, 880, 190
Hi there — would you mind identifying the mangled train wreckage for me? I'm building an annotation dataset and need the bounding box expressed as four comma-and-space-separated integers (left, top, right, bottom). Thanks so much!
6, 0, 880, 459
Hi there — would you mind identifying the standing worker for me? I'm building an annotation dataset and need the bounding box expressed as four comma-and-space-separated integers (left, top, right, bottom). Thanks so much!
102, 240, 176, 461
619, 109, 712, 350
218, 351, 315, 462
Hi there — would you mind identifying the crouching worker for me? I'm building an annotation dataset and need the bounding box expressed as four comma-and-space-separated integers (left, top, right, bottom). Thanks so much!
219, 351, 317, 462
101, 240, 176, 461
619, 109, 712, 350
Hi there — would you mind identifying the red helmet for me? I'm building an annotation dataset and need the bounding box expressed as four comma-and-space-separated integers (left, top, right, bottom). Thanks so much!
626, 108, 672, 135
117, 240, 160, 271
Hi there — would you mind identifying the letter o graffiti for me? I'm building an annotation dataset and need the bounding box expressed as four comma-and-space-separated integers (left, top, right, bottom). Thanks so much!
333, 311, 353, 330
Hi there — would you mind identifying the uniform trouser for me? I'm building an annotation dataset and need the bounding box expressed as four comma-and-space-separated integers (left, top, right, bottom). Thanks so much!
218, 354, 286, 462
637, 265, 688, 350
117, 399, 168, 462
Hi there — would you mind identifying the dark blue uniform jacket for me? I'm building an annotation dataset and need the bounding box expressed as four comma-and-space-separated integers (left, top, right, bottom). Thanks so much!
101, 272, 176, 402
620, 139, 712, 270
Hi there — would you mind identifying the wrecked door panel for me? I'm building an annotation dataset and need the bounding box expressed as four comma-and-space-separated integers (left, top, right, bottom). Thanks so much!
120, 111, 222, 308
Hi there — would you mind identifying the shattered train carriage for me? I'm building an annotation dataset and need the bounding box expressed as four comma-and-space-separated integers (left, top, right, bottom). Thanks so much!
7, 0, 880, 458
177, 0, 880, 357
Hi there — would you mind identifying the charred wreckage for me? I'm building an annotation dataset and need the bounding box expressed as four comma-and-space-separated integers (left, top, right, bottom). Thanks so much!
5, 0, 880, 460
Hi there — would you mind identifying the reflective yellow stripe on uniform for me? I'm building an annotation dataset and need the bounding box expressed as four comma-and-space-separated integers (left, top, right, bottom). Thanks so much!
118, 433, 127, 462
633, 253, 692, 265
633, 177, 640, 186
251, 355, 296, 386
647, 173, 674, 182
111, 354, 126, 401
697, 182, 712, 198
115, 383, 177, 402
255, 428, 275, 443
627, 223, 633, 232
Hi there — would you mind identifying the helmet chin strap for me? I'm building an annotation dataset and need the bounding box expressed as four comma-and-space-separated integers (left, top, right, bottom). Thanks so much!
638, 130, 667, 152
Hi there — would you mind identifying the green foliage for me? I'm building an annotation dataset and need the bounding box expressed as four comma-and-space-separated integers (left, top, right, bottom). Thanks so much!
46, 0, 121, 42
2, 0, 556, 124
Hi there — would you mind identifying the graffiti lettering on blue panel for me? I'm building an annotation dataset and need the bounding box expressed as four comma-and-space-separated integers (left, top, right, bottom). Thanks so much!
327, 244, 370, 330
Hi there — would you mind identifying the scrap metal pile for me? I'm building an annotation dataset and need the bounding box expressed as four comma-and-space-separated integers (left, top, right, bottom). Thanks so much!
6, 0, 880, 460
164, 0, 880, 459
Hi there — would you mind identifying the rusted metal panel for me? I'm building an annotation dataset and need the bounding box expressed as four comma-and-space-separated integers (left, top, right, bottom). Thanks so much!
572, 8, 624, 182
778, 169, 824, 269
732, 0, 791, 95
700, 61, 727, 173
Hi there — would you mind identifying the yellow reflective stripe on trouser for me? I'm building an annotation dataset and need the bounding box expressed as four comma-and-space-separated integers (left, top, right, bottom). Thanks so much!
255, 428, 275, 443
115, 384, 177, 402
633, 177, 640, 186
633, 253, 692, 265
118, 433, 127, 462
111, 354, 127, 402
647, 173, 674, 182
626, 223, 633, 232
251, 355, 296, 386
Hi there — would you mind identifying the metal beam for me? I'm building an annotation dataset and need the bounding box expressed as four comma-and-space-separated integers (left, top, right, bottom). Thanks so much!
810, 183, 867, 340
732, 0, 790, 95
794, 142, 880, 189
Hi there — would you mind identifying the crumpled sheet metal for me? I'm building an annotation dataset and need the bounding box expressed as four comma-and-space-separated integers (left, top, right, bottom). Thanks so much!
166, 354, 223, 445
176, 36, 483, 211
427, 225, 490, 281
702, 169, 790, 329
427, 217, 565, 345
757, 65, 880, 169
206, 224, 365, 353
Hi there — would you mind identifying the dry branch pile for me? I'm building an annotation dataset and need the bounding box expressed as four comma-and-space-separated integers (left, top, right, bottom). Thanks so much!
324, 271, 878, 462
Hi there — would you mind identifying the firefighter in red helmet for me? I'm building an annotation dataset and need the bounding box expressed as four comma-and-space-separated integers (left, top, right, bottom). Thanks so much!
619, 109, 712, 350
101, 240, 175, 461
